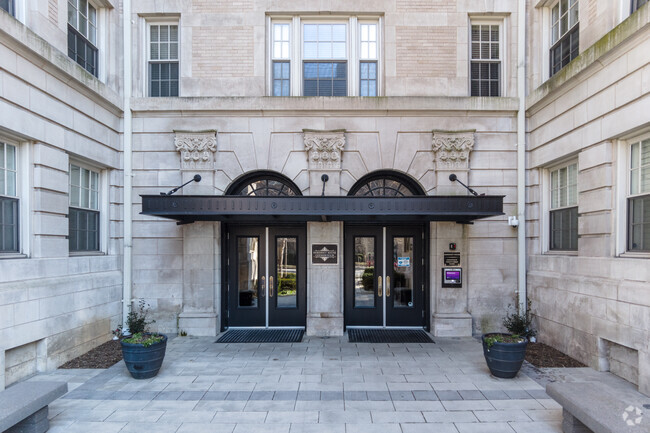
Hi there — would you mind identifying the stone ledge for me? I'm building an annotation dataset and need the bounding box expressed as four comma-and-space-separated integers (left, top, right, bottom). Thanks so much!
0, 12, 122, 114
547, 377, 650, 432
0, 381, 67, 429
131, 96, 519, 114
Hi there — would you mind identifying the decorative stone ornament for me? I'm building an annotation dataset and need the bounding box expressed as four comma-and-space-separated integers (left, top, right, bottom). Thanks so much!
303, 129, 346, 170
432, 130, 476, 170
174, 130, 217, 169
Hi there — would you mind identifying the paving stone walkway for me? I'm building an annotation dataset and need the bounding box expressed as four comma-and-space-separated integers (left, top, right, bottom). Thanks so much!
31, 335, 566, 433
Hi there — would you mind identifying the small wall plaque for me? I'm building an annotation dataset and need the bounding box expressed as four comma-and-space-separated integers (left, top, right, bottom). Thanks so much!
312, 244, 338, 265
444, 252, 460, 266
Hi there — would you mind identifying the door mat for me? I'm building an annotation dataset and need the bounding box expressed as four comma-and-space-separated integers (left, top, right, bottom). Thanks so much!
216, 329, 304, 343
347, 329, 434, 343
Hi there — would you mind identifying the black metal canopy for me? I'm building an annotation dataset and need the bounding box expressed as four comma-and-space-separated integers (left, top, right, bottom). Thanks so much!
141, 195, 504, 224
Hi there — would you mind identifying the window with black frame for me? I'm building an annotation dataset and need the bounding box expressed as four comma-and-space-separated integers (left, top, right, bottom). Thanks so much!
628, 139, 650, 251
69, 164, 100, 252
149, 23, 179, 97
1, 0, 14, 16
470, 22, 501, 97
632, 0, 648, 13
67, 0, 98, 76
549, 162, 578, 251
0, 142, 19, 253
303, 23, 347, 96
272, 23, 291, 96
550, 0, 579, 77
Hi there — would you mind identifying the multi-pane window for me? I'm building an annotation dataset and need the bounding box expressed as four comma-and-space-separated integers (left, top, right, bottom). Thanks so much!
0, 143, 18, 253
303, 23, 347, 96
470, 23, 501, 96
149, 24, 179, 97
632, 0, 648, 13
550, 163, 578, 250
67, 0, 98, 77
272, 23, 290, 96
550, 0, 579, 77
1, 0, 14, 16
359, 23, 378, 97
69, 164, 99, 252
628, 139, 650, 251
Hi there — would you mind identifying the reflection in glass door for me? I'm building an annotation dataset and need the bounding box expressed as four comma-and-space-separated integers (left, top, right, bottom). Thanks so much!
345, 225, 424, 328
227, 226, 306, 328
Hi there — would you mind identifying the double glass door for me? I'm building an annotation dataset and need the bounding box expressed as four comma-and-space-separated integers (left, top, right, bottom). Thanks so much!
345, 225, 425, 327
227, 225, 306, 327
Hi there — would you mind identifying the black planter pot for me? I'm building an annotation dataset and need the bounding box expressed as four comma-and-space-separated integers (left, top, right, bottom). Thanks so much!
482, 333, 528, 379
120, 334, 168, 379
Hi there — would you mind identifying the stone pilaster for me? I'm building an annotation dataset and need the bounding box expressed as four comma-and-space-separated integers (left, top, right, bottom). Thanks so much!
431, 221, 472, 337
432, 130, 475, 195
306, 222, 344, 336
303, 129, 345, 196
179, 221, 219, 336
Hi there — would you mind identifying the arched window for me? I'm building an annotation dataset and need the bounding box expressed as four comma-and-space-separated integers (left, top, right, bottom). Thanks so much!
226, 171, 302, 196
348, 171, 424, 197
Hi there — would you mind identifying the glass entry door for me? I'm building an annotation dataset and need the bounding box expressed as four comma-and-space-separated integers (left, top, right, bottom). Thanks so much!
227, 225, 306, 328
344, 225, 424, 328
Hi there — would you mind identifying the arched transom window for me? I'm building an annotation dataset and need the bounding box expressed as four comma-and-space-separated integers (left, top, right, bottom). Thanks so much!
348, 171, 424, 197
227, 171, 302, 196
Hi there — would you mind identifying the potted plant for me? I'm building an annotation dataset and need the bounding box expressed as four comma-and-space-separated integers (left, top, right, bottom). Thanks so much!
118, 299, 168, 379
482, 300, 536, 379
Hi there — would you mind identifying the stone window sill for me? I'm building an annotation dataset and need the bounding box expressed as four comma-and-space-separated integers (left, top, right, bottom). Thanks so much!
69, 251, 106, 257
0, 253, 28, 259
543, 250, 578, 256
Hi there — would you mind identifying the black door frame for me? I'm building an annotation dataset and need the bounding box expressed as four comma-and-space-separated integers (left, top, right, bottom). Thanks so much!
221, 223, 307, 330
344, 223, 429, 330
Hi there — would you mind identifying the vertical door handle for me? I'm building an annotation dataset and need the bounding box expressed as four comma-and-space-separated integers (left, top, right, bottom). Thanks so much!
270, 276, 274, 297
386, 276, 391, 297
261, 276, 266, 297
378, 276, 382, 297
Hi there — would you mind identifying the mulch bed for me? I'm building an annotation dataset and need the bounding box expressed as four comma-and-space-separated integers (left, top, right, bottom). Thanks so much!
59, 340, 123, 369
525, 342, 586, 368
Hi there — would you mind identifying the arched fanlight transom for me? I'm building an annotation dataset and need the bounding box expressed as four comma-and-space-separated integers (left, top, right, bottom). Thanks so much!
348, 171, 424, 197
226, 172, 302, 196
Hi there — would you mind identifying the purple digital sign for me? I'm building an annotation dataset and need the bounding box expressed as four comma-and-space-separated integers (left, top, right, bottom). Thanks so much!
445, 270, 461, 280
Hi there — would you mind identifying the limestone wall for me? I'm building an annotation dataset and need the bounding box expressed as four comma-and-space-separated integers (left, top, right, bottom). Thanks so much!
0, 14, 123, 388
129, 0, 519, 97
526, 7, 650, 394
129, 97, 519, 336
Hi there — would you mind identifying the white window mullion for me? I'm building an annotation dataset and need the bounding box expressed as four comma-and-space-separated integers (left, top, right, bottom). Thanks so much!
292, 16, 301, 96
349, 17, 358, 97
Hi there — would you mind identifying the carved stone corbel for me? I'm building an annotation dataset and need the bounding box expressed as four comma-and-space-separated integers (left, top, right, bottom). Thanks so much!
174, 130, 217, 169
303, 129, 346, 170
432, 130, 476, 170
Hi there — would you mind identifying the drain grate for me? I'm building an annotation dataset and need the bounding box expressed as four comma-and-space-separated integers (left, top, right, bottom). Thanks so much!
347, 329, 434, 343
216, 329, 304, 343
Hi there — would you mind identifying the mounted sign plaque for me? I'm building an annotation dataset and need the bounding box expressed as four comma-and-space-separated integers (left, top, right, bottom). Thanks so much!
444, 252, 460, 266
312, 244, 338, 265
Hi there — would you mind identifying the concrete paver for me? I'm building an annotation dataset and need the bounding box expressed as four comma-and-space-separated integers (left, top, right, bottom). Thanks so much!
30, 335, 565, 433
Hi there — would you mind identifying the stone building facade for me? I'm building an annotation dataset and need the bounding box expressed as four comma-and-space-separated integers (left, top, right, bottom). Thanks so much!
0, 0, 648, 396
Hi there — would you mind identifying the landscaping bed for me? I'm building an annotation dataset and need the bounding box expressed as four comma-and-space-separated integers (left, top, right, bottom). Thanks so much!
525, 342, 585, 368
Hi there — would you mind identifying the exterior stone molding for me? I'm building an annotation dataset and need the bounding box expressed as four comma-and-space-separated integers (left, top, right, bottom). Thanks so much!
431, 129, 476, 170
174, 130, 217, 169
303, 129, 346, 170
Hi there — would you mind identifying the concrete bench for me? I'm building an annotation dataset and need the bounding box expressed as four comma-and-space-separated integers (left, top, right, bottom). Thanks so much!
547, 380, 650, 433
0, 381, 67, 433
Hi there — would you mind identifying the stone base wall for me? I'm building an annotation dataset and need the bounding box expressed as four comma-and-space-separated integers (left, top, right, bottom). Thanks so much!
528, 255, 650, 395
0, 256, 122, 389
